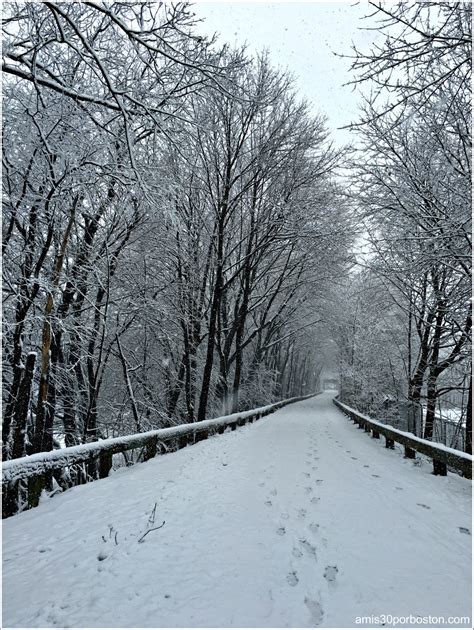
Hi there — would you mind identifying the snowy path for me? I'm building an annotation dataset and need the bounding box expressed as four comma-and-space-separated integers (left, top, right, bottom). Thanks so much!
3, 393, 472, 628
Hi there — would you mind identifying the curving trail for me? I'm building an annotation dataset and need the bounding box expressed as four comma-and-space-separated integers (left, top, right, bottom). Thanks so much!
3, 392, 472, 627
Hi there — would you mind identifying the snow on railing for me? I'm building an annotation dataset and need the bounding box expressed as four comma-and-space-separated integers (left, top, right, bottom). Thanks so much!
2, 392, 320, 518
333, 397, 472, 479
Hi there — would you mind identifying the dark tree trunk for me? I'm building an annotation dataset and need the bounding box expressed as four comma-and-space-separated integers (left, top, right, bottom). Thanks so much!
465, 374, 472, 455
197, 215, 225, 421
11, 352, 37, 459
231, 272, 251, 413
197, 277, 222, 420
167, 356, 186, 418
423, 378, 437, 441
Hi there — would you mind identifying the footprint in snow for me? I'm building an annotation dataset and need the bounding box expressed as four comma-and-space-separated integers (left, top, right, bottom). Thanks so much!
298, 508, 307, 519
276, 527, 286, 536
371, 474, 380, 478
258, 482, 265, 487
351, 457, 358, 461
270, 488, 277, 496
323, 565, 338, 582
281, 512, 290, 520
304, 486, 313, 494
459, 527, 471, 535
311, 497, 320, 504
292, 547, 304, 559
309, 523, 319, 533
286, 571, 299, 587
395, 487, 403, 490
363, 464, 370, 468
305, 598, 324, 626
299, 538, 317, 559
416, 503, 431, 510
315, 479, 323, 485
303, 472, 311, 478
264, 500, 272, 507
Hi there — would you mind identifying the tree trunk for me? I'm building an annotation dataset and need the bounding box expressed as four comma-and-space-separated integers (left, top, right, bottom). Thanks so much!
116, 332, 141, 432
197, 216, 225, 421
465, 374, 472, 455
33, 197, 78, 453
423, 376, 437, 440
11, 352, 37, 459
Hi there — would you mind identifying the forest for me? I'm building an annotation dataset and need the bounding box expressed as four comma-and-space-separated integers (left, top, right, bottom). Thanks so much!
2, 0, 471, 465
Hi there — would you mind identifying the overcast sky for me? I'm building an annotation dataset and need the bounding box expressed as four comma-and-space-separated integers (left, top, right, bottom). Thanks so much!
192, 1, 379, 147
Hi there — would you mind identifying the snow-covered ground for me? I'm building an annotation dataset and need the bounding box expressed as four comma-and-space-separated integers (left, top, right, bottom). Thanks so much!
3, 393, 472, 628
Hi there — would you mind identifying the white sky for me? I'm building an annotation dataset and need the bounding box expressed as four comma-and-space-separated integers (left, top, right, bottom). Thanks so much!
192, 1, 379, 147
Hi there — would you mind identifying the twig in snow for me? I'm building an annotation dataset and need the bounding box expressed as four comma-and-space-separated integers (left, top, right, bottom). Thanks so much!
137, 520, 165, 543
148, 501, 157, 527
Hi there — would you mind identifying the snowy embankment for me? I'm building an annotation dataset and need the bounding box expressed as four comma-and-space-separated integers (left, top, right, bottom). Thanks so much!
3, 393, 472, 628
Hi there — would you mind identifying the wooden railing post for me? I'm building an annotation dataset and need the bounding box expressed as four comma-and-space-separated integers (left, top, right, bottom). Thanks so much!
404, 446, 416, 459
86, 458, 99, 481
385, 437, 395, 449
2, 481, 19, 518
28, 474, 46, 508
144, 437, 158, 461
195, 429, 209, 443
99, 452, 113, 478
372, 430, 380, 439
433, 459, 447, 476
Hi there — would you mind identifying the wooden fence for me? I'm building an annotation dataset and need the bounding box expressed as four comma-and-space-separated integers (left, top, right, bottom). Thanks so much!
333, 397, 472, 479
2, 392, 319, 518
